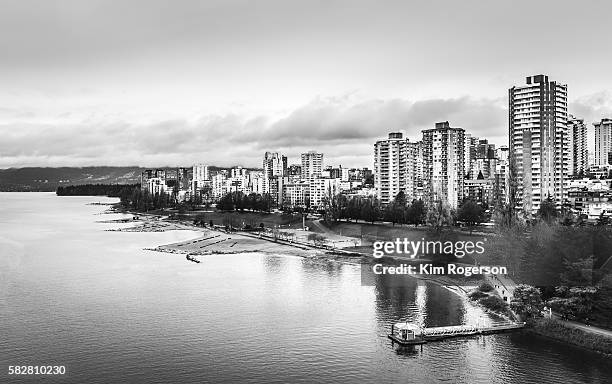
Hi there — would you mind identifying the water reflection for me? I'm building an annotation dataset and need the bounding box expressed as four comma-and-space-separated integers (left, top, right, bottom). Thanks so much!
1, 193, 610, 384
371, 267, 468, 328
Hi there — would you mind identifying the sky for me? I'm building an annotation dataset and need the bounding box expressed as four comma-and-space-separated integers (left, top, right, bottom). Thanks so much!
1, 0, 612, 169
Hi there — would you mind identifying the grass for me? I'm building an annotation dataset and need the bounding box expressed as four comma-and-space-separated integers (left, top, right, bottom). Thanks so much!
316, 220, 429, 240
170, 209, 305, 229
318, 220, 487, 243
531, 318, 612, 355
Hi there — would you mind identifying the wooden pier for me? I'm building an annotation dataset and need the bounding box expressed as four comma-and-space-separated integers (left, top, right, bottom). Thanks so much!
389, 321, 525, 346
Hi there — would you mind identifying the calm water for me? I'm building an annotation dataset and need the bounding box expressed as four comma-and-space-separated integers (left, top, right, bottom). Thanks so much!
1, 193, 610, 383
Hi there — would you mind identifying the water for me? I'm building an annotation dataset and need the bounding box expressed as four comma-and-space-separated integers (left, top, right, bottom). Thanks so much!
1, 192, 610, 383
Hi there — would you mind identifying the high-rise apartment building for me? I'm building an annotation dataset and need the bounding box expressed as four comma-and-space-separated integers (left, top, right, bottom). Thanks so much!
422, 122, 465, 209
263, 152, 287, 179
509, 75, 569, 214
464, 133, 478, 178
567, 115, 588, 175
374, 132, 405, 205
494, 146, 510, 204
406, 141, 424, 202
594, 118, 612, 166
301, 151, 324, 179
373, 133, 422, 205
262, 152, 287, 205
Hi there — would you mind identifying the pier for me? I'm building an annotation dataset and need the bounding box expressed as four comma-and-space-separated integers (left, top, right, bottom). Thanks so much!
388, 320, 525, 345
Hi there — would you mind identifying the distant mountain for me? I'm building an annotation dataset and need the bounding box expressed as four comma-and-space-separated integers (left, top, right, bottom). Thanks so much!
0, 165, 264, 192
0, 167, 145, 192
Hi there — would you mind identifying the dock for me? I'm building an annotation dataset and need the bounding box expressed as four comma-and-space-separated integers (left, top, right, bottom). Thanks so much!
388, 320, 525, 346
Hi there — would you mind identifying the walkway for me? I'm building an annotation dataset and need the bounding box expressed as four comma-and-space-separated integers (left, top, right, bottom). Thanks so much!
550, 313, 612, 338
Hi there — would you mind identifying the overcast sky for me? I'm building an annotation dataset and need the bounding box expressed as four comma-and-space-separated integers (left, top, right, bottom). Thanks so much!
1, 0, 612, 169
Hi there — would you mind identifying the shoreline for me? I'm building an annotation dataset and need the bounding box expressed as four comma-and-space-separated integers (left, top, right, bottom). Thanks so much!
527, 318, 612, 356
105, 205, 514, 323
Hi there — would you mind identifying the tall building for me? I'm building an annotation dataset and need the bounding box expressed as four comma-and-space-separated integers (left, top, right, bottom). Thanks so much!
406, 141, 424, 202
509, 75, 569, 214
373, 133, 422, 205
192, 164, 211, 198
263, 152, 287, 179
464, 133, 478, 178
567, 115, 588, 175
466, 138, 497, 180
594, 118, 612, 166
422, 122, 465, 209
374, 133, 404, 205
287, 164, 302, 182
262, 152, 287, 206
301, 151, 324, 179
494, 146, 510, 204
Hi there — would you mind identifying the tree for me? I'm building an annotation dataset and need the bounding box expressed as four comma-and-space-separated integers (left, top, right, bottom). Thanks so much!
426, 199, 453, 234
457, 199, 485, 234
548, 286, 598, 321
388, 191, 407, 225
383, 192, 406, 226
406, 199, 426, 226
216, 193, 235, 211
510, 284, 544, 321
560, 256, 595, 286
336, 194, 349, 221
492, 200, 520, 231
322, 193, 343, 224
347, 197, 362, 222
360, 197, 380, 224
538, 196, 557, 223
307, 233, 327, 246
119, 187, 133, 209
597, 211, 611, 226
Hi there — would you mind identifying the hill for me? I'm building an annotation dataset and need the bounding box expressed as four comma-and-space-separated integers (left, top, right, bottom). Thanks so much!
0, 167, 145, 191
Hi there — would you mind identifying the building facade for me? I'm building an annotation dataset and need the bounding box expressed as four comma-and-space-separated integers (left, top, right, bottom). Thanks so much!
594, 118, 612, 166
373, 133, 423, 205
567, 115, 588, 176
509, 75, 569, 214
374, 132, 405, 205
301, 151, 324, 179
422, 122, 465, 209
263, 152, 287, 205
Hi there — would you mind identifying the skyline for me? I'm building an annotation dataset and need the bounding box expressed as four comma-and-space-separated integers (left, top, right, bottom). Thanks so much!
2, 0, 612, 169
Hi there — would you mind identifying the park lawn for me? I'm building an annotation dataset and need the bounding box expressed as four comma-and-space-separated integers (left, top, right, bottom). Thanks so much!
316, 220, 486, 241
183, 209, 305, 228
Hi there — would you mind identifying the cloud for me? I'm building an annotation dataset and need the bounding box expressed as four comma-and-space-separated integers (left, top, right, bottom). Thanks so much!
0, 95, 508, 169
241, 95, 507, 147
571, 91, 612, 124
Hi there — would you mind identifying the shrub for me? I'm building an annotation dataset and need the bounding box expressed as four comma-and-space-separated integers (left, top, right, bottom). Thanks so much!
479, 295, 508, 312
469, 290, 488, 301
478, 282, 495, 292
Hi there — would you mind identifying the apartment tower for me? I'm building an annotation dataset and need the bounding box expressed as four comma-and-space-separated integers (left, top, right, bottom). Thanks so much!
373, 133, 423, 206
509, 75, 569, 214
594, 118, 612, 166
422, 122, 465, 209
301, 151, 324, 179
567, 115, 588, 175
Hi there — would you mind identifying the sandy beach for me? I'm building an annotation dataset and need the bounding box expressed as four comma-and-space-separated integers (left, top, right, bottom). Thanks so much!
105, 211, 367, 261
149, 227, 324, 257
